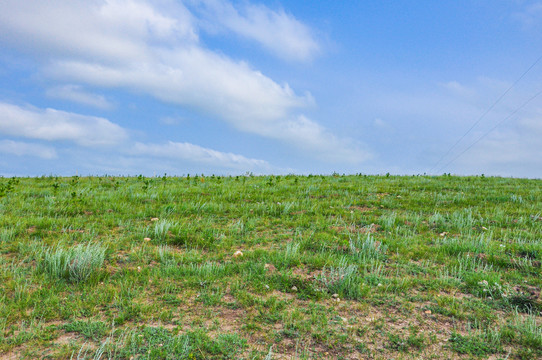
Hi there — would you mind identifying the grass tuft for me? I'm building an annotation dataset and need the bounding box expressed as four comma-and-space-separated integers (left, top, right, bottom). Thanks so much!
40, 243, 106, 283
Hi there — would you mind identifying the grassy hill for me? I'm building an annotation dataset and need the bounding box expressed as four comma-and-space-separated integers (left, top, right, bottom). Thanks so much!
0, 174, 541, 359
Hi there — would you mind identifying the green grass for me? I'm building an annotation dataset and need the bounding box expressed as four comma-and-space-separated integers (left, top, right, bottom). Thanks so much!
40, 242, 106, 283
0, 174, 541, 359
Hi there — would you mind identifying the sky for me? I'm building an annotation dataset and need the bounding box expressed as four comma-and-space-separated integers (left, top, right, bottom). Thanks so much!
1, 0, 542, 178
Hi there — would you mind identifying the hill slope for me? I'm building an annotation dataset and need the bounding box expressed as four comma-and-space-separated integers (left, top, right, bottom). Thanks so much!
0, 174, 541, 359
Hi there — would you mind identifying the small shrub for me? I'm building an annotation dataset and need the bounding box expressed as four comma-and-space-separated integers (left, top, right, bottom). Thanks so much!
41, 243, 106, 283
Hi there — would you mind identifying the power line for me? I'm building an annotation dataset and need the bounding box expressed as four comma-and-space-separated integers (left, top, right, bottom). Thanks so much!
429, 54, 542, 173
436, 87, 542, 173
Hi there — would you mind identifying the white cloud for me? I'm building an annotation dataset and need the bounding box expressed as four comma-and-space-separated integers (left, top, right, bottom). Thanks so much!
46, 51, 367, 161
252, 115, 370, 163
0, 140, 57, 159
130, 141, 271, 169
0, 0, 368, 164
0, 0, 196, 62
47, 48, 308, 123
0, 102, 128, 146
46, 85, 113, 109
192, 0, 320, 62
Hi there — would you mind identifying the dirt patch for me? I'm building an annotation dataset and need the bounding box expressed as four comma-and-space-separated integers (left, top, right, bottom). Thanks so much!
331, 223, 381, 234
54, 332, 78, 346
0, 350, 21, 360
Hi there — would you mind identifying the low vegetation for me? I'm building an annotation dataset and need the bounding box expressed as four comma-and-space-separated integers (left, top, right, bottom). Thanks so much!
0, 174, 541, 359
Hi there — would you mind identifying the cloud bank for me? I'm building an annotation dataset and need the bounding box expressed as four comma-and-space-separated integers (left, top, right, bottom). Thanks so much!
0, 101, 272, 173
0, 0, 369, 165
46, 85, 114, 109
0, 140, 57, 159
131, 141, 271, 170
0, 102, 127, 146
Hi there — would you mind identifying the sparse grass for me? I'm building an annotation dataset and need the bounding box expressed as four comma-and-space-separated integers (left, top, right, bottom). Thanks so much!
0, 174, 541, 359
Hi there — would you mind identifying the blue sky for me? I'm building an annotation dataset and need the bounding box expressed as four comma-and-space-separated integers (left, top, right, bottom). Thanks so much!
1, 0, 542, 177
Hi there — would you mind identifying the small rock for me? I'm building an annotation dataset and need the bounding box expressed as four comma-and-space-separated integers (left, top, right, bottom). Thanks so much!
332, 293, 339, 298
291, 286, 298, 292
233, 250, 243, 257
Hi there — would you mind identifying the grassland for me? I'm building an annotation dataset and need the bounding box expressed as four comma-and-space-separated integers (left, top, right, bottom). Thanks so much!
0, 174, 541, 359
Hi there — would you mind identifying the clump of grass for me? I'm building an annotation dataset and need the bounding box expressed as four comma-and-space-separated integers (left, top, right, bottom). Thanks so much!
63, 319, 109, 341
379, 212, 397, 230
505, 310, 542, 351
436, 234, 490, 256
152, 219, 174, 242
0, 227, 15, 242
285, 242, 300, 259
40, 243, 106, 283
156, 245, 177, 265
448, 326, 502, 356
319, 259, 363, 299
349, 234, 387, 262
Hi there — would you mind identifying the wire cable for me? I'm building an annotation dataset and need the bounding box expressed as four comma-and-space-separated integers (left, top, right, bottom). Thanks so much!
436, 87, 542, 173
429, 54, 542, 173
